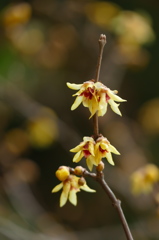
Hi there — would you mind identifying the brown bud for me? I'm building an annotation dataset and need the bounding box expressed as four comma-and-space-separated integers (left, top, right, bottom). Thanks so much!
74, 166, 84, 176
78, 177, 86, 186
96, 161, 105, 172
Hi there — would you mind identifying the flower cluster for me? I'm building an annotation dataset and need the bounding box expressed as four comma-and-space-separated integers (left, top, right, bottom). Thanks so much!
67, 81, 126, 118
70, 135, 120, 171
52, 166, 95, 207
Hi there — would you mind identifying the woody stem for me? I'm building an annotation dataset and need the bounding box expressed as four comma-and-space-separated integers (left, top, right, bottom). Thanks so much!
92, 35, 133, 240
93, 34, 106, 140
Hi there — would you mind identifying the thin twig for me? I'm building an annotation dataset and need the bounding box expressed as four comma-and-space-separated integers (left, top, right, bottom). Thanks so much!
93, 34, 106, 140
70, 167, 134, 240
93, 34, 133, 240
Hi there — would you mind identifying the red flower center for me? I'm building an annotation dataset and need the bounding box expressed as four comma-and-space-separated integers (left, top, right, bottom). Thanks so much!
81, 87, 94, 99
99, 146, 108, 154
106, 93, 110, 102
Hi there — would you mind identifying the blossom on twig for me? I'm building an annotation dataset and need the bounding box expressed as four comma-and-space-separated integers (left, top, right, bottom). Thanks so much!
67, 81, 126, 118
52, 166, 96, 207
70, 136, 96, 171
94, 136, 120, 166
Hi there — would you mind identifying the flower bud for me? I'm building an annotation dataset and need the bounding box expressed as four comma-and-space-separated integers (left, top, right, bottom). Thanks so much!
78, 177, 86, 186
96, 161, 105, 172
74, 166, 84, 176
55, 166, 70, 181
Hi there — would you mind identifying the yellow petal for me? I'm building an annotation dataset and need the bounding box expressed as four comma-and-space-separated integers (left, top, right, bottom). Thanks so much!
66, 82, 82, 90
88, 142, 95, 156
108, 99, 122, 116
109, 144, 120, 155
83, 136, 95, 143
52, 182, 63, 193
98, 93, 108, 116
106, 152, 115, 165
89, 98, 98, 118
69, 189, 77, 206
80, 183, 96, 192
71, 96, 83, 110
100, 142, 108, 150
107, 90, 126, 102
73, 151, 84, 162
60, 182, 70, 207
86, 156, 95, 171
70, 142, 85, 152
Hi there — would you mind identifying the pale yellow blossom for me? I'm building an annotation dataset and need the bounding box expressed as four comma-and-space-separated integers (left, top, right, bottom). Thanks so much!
67, 81, 126, 118
94, 136, 120, 166
52, 174, 96, 207
70, 136, 96, 171
131, 164, 159, 194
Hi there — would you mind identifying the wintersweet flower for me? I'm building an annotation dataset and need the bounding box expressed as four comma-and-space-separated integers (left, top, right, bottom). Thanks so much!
131, 164, 159, 195
67, 81, 98, 118
67, 81, 126, 118
94, 136, 120, 166
52, 174, 96, 207
95, 82, 126, 116
70, 136, 96, 171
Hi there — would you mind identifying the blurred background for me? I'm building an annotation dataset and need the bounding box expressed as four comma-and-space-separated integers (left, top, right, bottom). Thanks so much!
0, 0, 159, 239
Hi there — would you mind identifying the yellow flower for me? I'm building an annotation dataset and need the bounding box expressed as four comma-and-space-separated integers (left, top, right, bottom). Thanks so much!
52, 174, 96, 207
70, 136, 96, 171
131, 164, 159, 195
95, 82, 126, 116
67, 81, 98, 118
67, 81, 126, 117
94, 136, 120, 166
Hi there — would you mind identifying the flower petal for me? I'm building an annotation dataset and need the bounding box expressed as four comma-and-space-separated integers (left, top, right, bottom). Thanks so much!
80, 184, 96, 192
66, 82, 82, 90
70, 142, 85, 152
108, 99, 122, 116
52, 182, 63, 193
107, 90, 126, 102
72, 151, 84, 163
69, 189, 77, 206
109, 144, 120, 155
86, 156, 96, 171
71, 96, 83, 110
105, 152, 115, 165
60, 182, 70, 207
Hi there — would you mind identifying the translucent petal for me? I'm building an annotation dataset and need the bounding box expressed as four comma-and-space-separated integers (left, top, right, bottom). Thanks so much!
107, 90, 126, 102
52, 182, 63, 193
69, 189, 77, 206
60, 182, 70, 207
100, 142, 108, 150
80, 184, 96, 192
83, 136, 95, 143
70, 142, 85, 152
73, 151, 84, 163
71, 96, 83, 110
108, 99, 122, 116
106, 152, 115, 165
109, 144, 120, 155
86, 156, 94, 171
66, 82, 82, 90
88, 142, 95, 156
89, 98, 98, 118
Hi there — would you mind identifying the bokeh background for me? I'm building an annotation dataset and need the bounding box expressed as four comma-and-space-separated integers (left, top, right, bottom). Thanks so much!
0, 0, 159, 239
